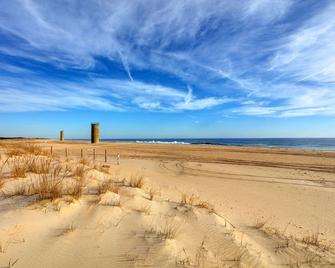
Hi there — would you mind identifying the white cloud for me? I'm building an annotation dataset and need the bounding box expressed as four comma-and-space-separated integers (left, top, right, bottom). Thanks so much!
245, 0, 292, 22
0, 0, 334, 117
0, 78, 123, 112
174, 86, 230, 110
269, 3, 335, 83
0, 0, 292, 78
0, 76, 230, 112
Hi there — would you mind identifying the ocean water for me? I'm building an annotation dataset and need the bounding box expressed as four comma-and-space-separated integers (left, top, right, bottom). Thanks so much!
101, 138, 335, 151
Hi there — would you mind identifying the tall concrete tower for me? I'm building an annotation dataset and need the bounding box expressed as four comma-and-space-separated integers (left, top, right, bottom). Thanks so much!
91, 123, 99, 144
60, 130, 64, 141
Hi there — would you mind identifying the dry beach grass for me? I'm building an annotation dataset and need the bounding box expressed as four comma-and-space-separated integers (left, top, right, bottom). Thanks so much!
0, 139, 335, 267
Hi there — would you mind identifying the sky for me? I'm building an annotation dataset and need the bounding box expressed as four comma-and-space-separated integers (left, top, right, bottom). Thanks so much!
0, 0, 335, 139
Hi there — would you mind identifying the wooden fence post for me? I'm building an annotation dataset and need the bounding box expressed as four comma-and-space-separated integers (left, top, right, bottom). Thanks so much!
65, 147, 68, 157
50, 146, 53, 156
105, 149, 107, 163
93, 148, 96, 161
81, 148, 83, 158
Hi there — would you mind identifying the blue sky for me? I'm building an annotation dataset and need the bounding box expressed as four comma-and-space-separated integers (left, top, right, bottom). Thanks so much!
0, 0, 335, 138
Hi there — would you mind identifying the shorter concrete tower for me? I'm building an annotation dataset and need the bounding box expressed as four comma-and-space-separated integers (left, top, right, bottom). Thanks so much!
91, 123, 99, 144
60, 130, 64, 142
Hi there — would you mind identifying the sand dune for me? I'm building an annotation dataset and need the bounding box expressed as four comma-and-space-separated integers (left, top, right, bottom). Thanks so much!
1, 140, 335, 267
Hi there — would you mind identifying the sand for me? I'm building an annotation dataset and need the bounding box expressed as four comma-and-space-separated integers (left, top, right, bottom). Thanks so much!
0, 139, 335, 267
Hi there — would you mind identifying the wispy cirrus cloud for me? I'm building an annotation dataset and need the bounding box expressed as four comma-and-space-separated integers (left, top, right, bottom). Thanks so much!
0, 0, 334, 117
0, 75, 230, 112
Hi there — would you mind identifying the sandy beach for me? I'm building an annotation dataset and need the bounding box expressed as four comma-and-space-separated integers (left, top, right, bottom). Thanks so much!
1, 139, 335, 267
2, 0, 335, 266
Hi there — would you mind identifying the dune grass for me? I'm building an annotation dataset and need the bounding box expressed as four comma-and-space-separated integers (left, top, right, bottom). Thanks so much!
6, 143, 47, 157
253, 218, 268, 230
2, 163, 72, 200
0, 180, 4, 191
128, 174, 144, 188
79, 158, 90, 166
145, 220, 180, 241
72, 165, 87, 178
97, 178, 119, 195
31, 164, 72, 200
6, 147, 24, 157
66, 177, 85, 199
9, 157, 28, 178
8, 156, 52, 178
0, 156, 9, 173
180, 193, 196, 205
147, 187, 157, 200
27, 157, 51, 174
56, 222, 76, 237
93, 163, 110, 174
180, 193, 215, 212
1, 155, 89, 201
4, 258, 19, 268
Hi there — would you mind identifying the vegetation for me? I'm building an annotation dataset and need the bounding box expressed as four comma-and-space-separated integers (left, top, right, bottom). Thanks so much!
128, 174, 144, 188
145, 220, 180, 241
97, 178, 119, 195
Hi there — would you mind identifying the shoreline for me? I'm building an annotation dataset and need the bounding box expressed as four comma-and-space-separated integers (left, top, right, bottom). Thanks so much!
4, 138, 335, 157
2, 137, 335, 151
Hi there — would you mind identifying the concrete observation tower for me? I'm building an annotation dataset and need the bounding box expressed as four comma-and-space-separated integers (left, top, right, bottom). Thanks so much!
91, 123, 99, 144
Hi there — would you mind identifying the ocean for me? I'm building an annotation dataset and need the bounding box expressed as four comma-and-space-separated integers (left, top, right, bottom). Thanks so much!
100, 138, 335, 151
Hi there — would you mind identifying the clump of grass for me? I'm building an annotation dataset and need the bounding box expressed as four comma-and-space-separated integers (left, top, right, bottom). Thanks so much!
67, 178, 85, 199
67, 165, 87, 199
175, 249, 192, 267
33, 174, 63, 200
0, 157, 9, 182
147, 187, 157, 200
79, 158, 90, 166
8, 156, 52, 178
254, 218, 268, 229
179, 193, 214, 212
195, 241, 208, 268
26, 157, 51, 174
300, 231, 330, 251
301, 232, 320, 247
145, 220, 180, 241
9, 157, 28, 178
195, 200, 214, 211
180, 193, 196, 205
6, 148, 24, 157
23, 144, 44, 155
93, 163, 110, 174
97, 178, 119, 195
274, 239, 290, 253
4, 258, 19, 268
56, 222, 76, 237
128, 174, 144, 188
262, 226, 286, 239
7, 143, 46, 156
31, 163, 71, 201
0, 179, 5, 191
72, 165, 87, 178
0, 240, 6, 253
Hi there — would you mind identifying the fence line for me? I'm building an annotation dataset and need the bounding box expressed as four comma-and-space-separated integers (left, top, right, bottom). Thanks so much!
48, 146, 118, 164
